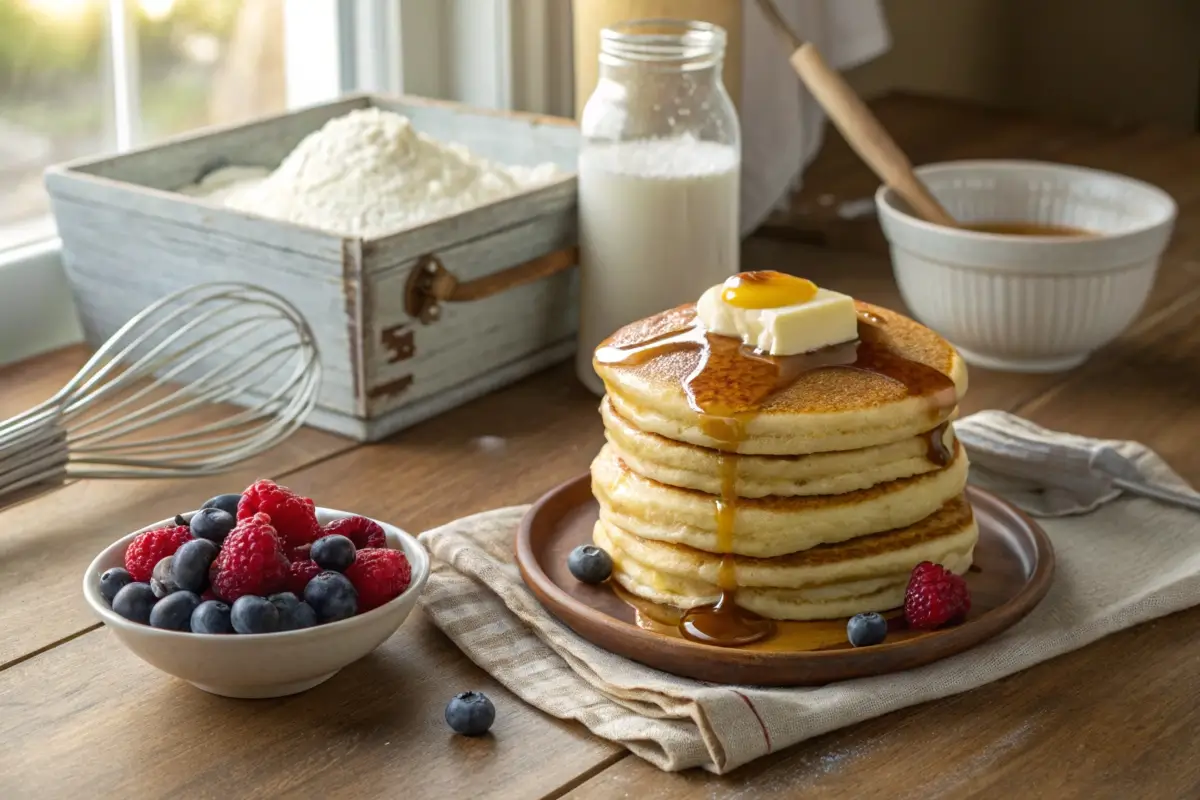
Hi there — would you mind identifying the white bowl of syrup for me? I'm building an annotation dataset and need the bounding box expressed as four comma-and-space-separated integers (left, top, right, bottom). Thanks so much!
875, 159, 1176, 373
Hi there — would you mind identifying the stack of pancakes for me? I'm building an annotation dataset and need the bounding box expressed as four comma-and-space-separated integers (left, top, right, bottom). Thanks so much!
590, 301, 976, 621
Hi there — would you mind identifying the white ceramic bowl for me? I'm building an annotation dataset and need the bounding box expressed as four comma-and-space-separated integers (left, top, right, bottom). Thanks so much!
875, 160, 1176, 372
82, 508, 429, 699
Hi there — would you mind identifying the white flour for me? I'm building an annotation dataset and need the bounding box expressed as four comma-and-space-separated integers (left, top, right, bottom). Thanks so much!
181, 108, 563, 237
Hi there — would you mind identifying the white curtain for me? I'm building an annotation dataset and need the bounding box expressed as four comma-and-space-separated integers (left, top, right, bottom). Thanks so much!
740, 0, 891, 234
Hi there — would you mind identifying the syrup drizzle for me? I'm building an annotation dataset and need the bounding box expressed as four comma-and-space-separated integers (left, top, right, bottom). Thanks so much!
922, 420, 953, 468
596, 308, 958, 647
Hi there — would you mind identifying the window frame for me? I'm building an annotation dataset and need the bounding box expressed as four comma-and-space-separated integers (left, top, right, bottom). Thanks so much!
0, 0, 567, 368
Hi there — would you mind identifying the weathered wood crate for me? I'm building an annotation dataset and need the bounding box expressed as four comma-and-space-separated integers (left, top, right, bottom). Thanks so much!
44, 93, 580, 441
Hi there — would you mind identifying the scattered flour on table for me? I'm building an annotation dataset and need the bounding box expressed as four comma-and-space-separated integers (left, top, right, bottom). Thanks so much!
180, 108, 564, 237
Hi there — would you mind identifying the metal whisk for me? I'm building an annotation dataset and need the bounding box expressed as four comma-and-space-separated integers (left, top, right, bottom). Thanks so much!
0, 282, 321, 505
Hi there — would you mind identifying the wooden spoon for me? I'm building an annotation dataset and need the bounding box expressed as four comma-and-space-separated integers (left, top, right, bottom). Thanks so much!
753, 0, 958, 227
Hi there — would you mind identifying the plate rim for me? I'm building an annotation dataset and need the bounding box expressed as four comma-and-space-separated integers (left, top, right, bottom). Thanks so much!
516, 473, 1056, 674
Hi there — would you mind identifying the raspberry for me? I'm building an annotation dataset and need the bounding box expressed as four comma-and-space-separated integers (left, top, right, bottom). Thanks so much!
287, 559, 323, 595
124, 525, 192, 582
322, 515, 387, 550
237, 479, 321, 554
904, 561, 971, 630
210, 513, 290, 601
344, 548, 412, 611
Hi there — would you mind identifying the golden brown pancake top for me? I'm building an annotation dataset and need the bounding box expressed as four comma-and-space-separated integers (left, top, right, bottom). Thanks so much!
595, 301, 958, 415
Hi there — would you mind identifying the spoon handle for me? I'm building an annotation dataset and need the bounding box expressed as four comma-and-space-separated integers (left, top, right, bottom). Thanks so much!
1112, 477, 1200, 513
788, 42, 958, 228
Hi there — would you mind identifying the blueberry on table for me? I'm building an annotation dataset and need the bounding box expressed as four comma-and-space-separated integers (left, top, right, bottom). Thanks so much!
190, 507, 236, 545
311, 534, 356, 572
149, 591, 201, 631
303, 572, 358, 623
268, 592, 318, 630
112, 583, 158, 624
171, 538, 219, 593
99, 567, 133, 605
846, 612, 888, 648
151, 556, 181, 598
567, 545, 613, 584
201, 493, 242, 518
445, 691, 496, 737
191, 600, 234, 634
231, 595, 281, 634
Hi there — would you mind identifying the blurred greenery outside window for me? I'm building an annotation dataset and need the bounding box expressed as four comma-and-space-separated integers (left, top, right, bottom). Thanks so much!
0, 0, 288, 250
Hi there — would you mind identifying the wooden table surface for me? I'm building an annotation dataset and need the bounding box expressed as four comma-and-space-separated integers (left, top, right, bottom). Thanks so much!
3, 94, 1199, 799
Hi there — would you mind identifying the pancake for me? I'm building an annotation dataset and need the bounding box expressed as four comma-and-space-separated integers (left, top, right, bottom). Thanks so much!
601, 395, 957, 498
590, 441, 970, 558
594, 496, 977, 620
594, 301, 969, 455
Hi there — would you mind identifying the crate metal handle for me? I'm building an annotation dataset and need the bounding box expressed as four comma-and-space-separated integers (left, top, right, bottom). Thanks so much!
404, 247, 579, 324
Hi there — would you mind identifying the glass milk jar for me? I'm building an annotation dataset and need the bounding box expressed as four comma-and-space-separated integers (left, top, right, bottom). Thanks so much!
575, 19, 741, 395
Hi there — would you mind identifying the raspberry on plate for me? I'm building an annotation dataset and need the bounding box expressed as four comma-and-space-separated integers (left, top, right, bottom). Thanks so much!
904, 561, 971, 630
287, 559, 323, 596
237, 479, 321, 554
210, 513, 290, 601
124, 525, 192, 582
321, 515, 387, 550
344, 548, 412, 611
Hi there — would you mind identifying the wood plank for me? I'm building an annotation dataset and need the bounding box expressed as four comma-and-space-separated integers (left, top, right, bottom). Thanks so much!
0, 609, 619, 800
0, 366, 618, 799
0, 344, 88, 421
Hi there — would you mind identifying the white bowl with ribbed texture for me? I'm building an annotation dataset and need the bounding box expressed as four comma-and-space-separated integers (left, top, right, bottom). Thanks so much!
875, 160, 1176, 372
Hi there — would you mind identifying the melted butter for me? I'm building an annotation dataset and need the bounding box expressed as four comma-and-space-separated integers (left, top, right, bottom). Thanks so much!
720, 270, 818, 309
595, 308, 959, 648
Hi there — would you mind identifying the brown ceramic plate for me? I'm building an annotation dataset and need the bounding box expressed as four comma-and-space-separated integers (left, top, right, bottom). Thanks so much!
516, 474, 1054, 686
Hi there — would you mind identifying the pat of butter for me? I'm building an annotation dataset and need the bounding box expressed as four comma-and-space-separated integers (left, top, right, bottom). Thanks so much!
696, 281, 858, 356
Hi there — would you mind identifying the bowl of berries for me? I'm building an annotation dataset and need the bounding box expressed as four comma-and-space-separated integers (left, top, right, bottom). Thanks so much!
82, 480, 429, 699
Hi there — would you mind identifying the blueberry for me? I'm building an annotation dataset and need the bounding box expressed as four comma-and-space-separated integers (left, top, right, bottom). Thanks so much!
171, 538, 218, 593
190, 507, 236, 545
268, 592, 318, 630
191, 600, 234, 634
151, 556, 180, 598
230, 595, 281, 634
567, 545, 613, 584
846, 612, 888, 648
99, 567, 133, 605
112, 582, 158, 624
445, 691, 496, 737
201, 493, 242, 518
303, 572, 358, 623
149, 591, 201, 631
311, 534, 356, 572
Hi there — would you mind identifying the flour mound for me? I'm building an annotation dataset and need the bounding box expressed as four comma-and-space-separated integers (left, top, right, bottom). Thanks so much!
222, 108, 561, 237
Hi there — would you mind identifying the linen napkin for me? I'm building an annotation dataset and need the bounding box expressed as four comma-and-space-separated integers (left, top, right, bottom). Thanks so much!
417, 411, 1200, 774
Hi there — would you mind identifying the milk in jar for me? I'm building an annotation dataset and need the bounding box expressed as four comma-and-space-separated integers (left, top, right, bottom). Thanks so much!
575, 20, 741, 395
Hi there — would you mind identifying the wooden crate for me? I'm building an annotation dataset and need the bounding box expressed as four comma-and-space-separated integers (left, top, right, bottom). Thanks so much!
44, 93, 580, 441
